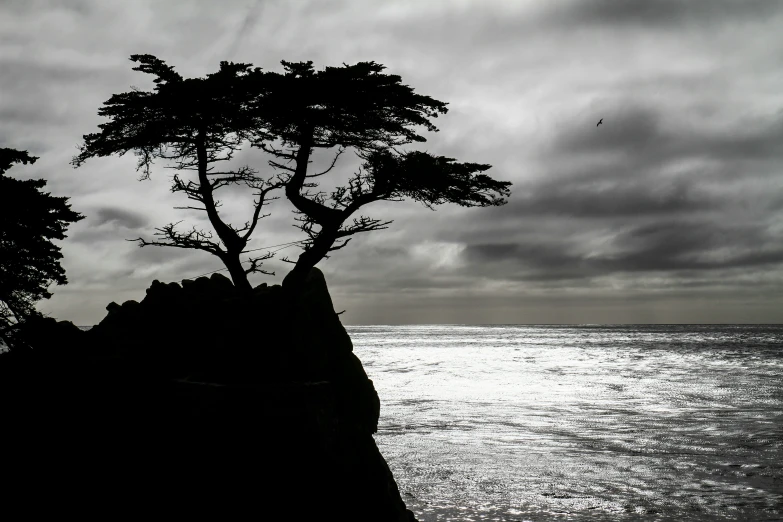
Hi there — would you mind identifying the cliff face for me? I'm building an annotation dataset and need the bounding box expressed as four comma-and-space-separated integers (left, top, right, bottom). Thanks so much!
1, 269, 416, 521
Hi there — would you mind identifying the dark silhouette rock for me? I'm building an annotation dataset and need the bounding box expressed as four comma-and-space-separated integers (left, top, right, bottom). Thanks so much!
185, 275, 213, 296
209, 271, 235, 292
11, 315, 85, 359
1, 267, 416, 521
120, 299, 141, 312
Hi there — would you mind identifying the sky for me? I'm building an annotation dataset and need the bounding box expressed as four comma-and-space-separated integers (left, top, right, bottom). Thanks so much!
2, 0, 783, 325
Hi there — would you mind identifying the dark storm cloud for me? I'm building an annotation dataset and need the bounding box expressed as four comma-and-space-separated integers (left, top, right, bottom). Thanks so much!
597, 221, 783, 272
462, 218, 783, 282
68, 227, 126, 245
67, 207, 148, 244
2, 0, 781, 324
93, 207, 148, 229
551, 105, 783, 166
464, 242, 580, 273
553, 0, 783, 28
442, 88, 783, 292
504, 178, 718, 218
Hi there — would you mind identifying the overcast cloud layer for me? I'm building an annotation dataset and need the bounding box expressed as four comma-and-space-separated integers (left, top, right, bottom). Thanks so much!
2, 0, 782, 324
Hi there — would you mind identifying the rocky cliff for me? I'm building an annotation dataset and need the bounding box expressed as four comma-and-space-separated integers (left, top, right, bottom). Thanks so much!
1, 268, 417, 521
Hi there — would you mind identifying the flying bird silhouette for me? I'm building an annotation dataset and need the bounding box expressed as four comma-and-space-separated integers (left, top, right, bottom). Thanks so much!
596, 118, 603, 127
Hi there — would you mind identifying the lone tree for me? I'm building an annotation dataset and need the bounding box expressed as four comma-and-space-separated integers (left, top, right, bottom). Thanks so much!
72, 55, 285, 292
249, 61, 512, 292
0, 148, 84, 350
73, 55, 511, 296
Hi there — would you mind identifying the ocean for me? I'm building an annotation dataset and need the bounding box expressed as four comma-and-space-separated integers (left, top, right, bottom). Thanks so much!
348, 325, 783, 521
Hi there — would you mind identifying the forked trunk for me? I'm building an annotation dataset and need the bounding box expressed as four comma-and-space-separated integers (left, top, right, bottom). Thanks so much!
222, 253, 252, 293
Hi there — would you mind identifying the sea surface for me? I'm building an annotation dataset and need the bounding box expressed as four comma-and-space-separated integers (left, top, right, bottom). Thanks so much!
348, 325, 783, 522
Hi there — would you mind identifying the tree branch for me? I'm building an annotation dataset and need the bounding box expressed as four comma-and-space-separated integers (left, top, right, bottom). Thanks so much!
284, 129, 344, 228
244, 250, 276, 276
127, 221, 224, 255
307, 146, 345, 178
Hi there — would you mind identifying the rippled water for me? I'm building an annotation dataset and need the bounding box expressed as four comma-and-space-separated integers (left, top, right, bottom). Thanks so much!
348, 325, 783, 521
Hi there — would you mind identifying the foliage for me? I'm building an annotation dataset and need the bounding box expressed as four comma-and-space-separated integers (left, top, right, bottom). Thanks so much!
72, 55, 283, 291
73, 55, 512, 295
246, 60, 512, 290
0, 148, 84, 350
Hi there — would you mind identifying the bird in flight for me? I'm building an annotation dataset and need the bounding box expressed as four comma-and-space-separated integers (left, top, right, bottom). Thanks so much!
596, 118, 603, 127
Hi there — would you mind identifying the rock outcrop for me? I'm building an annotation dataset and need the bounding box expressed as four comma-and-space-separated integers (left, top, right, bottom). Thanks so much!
1, 269, 416, 521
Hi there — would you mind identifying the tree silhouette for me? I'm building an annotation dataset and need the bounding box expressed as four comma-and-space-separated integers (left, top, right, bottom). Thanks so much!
72, 55, 284, 292
248, 61, 512, 292
0, 148, 84, 350
73, 55, 511, 296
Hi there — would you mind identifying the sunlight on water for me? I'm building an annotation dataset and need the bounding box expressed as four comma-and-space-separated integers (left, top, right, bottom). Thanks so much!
349, 325, 783, 521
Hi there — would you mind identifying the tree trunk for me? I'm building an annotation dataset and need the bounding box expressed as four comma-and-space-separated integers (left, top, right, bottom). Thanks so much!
195, 133, 246, 254
193, 132, 252, 292
282, 230, 337, 296
222, 253, 252, 293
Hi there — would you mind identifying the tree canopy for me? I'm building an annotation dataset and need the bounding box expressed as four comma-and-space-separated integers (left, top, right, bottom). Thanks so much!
73, 55, 512, 296
73, 54, 284, 291
0, 148, 84, 350
246, 60, 512, 291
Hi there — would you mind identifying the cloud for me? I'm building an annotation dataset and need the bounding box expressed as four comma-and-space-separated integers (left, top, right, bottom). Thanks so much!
458, 216, 783, 285
224, 0, 266, 61
93, 207, 148, 229
550, 0, 783, 28
505, 178, 719, 219
548, 104, 783, 167
440, 92, 783, 294
594, 220, 783, 272
0, 0, 781, 324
